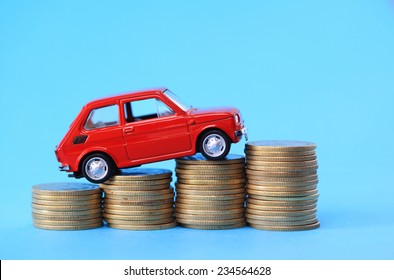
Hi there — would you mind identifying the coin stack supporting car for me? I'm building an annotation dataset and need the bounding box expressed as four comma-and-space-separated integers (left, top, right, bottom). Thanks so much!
174, 154, 247, 229
245, 141, 320, 231
32, 183, 103, 230
100, 168, 176, 230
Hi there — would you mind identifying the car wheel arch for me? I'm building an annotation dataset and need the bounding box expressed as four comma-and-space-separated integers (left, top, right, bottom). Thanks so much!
196, 127, 232, 153
78, 150, 118, 173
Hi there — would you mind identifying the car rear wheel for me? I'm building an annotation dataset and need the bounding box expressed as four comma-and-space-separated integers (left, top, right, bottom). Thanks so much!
81, 153, 115, 183
199, 130, 231, 160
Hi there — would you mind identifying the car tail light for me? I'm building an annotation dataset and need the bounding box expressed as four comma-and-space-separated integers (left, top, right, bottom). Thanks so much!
55, 147, 61, 161
72, 135, 88, 144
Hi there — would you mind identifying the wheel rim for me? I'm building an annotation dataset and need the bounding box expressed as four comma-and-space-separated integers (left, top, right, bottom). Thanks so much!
85, 157, 108, 181
202, 133, 226, 157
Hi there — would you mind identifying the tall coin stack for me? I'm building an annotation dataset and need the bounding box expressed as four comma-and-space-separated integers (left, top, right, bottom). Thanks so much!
175, 154, 247, 229
32, 183, 103, 230
245, 141, 320, 231
101, 168, 177, 230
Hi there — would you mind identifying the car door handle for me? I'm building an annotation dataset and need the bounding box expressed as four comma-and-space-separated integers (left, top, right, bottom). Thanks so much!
124, 127, 134, 134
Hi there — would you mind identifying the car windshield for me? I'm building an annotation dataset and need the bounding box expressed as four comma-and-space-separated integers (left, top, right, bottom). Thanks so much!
164, 89, 191, 111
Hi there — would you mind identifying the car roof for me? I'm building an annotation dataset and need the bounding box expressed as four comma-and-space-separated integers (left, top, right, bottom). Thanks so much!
84, 87, 167, 108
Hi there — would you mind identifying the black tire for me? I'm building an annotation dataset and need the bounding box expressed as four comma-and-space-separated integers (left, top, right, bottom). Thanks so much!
198, 130, 231, 160
81, 153, 115, 183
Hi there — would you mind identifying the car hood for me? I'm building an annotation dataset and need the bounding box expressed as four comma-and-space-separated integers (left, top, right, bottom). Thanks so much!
188, 107, 239, 123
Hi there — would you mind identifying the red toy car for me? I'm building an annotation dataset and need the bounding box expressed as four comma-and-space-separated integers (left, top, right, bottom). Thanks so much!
55, 88, 247, 183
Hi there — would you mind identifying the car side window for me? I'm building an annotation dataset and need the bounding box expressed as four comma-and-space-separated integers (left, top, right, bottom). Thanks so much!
84, 105, 119, 130
124, 98, 175, 123
156, 99, 175, 117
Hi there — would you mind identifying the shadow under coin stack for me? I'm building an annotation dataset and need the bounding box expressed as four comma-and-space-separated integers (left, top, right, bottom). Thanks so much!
245, 141, 320, 231
32, 183, 103, 230
101, 168, 176, 230
175, 154, 247, 229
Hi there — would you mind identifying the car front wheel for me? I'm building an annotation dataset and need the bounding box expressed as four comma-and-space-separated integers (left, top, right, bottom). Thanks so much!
199, 130, 231, 160
81, 153, 115, 183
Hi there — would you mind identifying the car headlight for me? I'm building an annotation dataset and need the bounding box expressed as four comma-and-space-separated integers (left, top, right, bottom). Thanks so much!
234, 113, 241, 124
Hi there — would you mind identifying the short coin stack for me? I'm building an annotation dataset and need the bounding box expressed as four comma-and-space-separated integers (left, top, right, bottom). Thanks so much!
175, 154, 247, 229
32, 183, 103, 230
101, 168, 176, 230
245, 140, 320, 231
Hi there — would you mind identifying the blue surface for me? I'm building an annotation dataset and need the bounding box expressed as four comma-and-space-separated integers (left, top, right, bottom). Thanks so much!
1, 0, 394, 260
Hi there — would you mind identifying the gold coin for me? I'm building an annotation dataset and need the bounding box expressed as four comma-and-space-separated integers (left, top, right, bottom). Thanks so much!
32, 217, 103, 226
32, 198, 102, 206
247, 197, 318, 206
104, 192, 174, 201
176, 193, 246, 201
246, 159, 318, 167
32, 193, 102, 201
249, 221, 320, 231
176, 189, 245, 196
33, 222, 103, 230
246, 203, 317, 211
247, 174, 318, 182
176, 163, 245, 171
108, 168, 172, 181
176, 217, 245, 226
175, 202, 245, 211
104, 207, 173, 216
246, 207, 317, 217
32, 212, 102, 221
175, 207, 244, 215
32, 183, 101, 196
245, 141, 316, 151
175, 212, 244, 220
178, 222, 246, 230
247, 189, 318, 197
176, 154, 245, 165
246, 213, 316, 222
107, 221, 177, 230
32, 208, 102, 216
176, 173, 245, 180
175, 182, 245, 190
176, 197, 245, 205
245, 149, 316, 157
104, 198, 173, 206
246, 217, 318, 226
100, 183, 170, 191
103, 212, 173, 221
103, 203, 172, 211
245, 154, 317, 162
246, 184, 317, 192
103, 188, 173, 196
246, 180, 319, 188
245, 169, 317, 177
177, 178, 245, 185
175, 168, 244, 175
246, 164, 318, 172
104, 217, 174, 225
248, 193, 319, 201
32, 202, 102, 211
103, 178, 172, 186
175, 213, 244, 221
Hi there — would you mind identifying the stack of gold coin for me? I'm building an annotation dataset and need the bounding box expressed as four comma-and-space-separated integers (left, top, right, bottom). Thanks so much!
100, 168, 176, 230
245, 140, 320, 231
175, 154, 247, 229
32, 183, 103, 230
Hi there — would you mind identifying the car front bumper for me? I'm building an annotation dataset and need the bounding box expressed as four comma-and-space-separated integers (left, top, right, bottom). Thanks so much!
235, 127, 248, 141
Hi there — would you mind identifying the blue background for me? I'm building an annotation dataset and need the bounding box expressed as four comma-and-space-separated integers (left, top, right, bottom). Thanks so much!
1, 0, 394, 260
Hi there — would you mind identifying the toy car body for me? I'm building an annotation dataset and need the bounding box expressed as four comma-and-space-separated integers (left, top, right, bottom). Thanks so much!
55, 88, 247, 183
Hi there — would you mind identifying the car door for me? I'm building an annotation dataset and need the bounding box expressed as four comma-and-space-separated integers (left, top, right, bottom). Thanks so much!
121, 96, 192, 161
